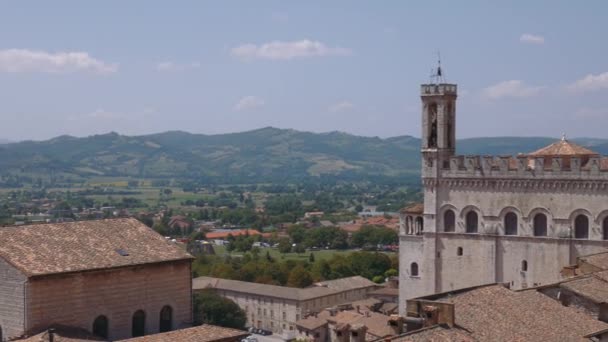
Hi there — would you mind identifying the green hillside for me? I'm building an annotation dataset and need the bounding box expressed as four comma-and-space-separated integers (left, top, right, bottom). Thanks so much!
0, 128, 606, 186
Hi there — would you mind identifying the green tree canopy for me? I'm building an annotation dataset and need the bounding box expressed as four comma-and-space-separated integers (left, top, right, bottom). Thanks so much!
193, 289, 247, 329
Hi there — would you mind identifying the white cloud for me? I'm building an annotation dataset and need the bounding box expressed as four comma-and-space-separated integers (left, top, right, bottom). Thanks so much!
156, 61, 201, 72
519, 33, 545, 44
481, 80, 544, 100
567, 72, 608, 92
230, 40, 352, 60
328, 101, 355, 113
234, 96, 265, 111
0, 49, 117, 74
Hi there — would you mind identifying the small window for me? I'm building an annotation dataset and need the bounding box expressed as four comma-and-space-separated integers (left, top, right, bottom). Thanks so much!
603, 217, 608, 240
574, 215, 589, 239
504, 212, 518, 235
466, 211, 478, 233
444, 210, 455, 232
93, 315, 108, 339
522, 260, 528, 272
410, 262, 419, 277
533, 214, 547, 237
457, 247, 463, 256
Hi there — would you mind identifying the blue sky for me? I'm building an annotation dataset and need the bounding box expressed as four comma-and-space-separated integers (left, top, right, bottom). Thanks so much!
0, 1, 607, 141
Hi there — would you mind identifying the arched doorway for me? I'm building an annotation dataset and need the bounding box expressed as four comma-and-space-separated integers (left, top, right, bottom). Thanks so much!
159, 306, 173, 333
132, 310, 146, 337
533, 214, 547, 236
444, 210, 455, 232
92, 315, 109, 339
504, 212, 518, 235
466, 211, 478, 233
574, 215, 589, 239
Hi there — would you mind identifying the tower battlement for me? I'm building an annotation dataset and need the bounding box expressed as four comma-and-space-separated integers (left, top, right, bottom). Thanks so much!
420, 83, 457, 96
431, 154, 608, 180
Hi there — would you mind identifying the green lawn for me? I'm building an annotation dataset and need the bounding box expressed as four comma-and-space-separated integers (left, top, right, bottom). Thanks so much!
212, 244, 356, 262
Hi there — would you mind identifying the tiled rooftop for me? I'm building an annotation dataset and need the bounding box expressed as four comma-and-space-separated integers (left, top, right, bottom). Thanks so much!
400, 203, 423, 215
0, 218, 193, 277
15, 325, 104, 341
193, 276, 377, 301
433, 284, 608, 341
386, 325, 476, 342
118, 324, 249, 342
528, 138, 598, 157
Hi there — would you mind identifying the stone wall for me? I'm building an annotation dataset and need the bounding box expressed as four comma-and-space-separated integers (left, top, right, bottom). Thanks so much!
0, 258, 27, 340
26, 260, 192, 341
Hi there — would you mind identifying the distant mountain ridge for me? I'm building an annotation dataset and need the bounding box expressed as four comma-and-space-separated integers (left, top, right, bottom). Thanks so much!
1, 127, 607, 184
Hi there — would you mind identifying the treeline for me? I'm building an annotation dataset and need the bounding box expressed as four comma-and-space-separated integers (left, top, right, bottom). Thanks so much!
192, 250, 398, 287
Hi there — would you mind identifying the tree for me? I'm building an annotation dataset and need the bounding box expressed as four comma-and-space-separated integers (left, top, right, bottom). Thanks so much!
287, 265, 313, 288
294, 244, 306, 254
309, 253, 315, 263
193, 289, 247, 329
278, 238, 292, 254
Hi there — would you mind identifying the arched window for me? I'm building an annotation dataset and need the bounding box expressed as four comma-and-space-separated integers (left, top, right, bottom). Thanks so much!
92, 315, 108, 339
444, 210, 455, 232
132, 310, 146, 337
603, 217, 608, 240
410, 262, 419, 277
466, 211, 478, 233
533, 214, 547, 237
504, 212, 518, 235
416, 217, 424, 234
457, 247, 463, 256
159, 306, 173, 333
574, 215, 589, 239
0, 325, 3, 342
522, 260, 528, 272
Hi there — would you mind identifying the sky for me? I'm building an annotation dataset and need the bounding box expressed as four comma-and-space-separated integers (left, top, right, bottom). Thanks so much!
1, 1, 607, 141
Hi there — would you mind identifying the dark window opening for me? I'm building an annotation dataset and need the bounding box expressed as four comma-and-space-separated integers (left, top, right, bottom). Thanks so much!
132, 310, 146, 337
0, 325, 3, 342
533, 214, 547, 237
444, 210, 455, 232
159, 306, 173, 333
93, 315, 109, 339
505, 212, 518, 235
457, 247, 463, 256
410, 262, 419, 277
466, 211, 478, 233
522, 260, 528, 272
416, 216, 424, 234
603, 217, 608, 240
574, 215, 589, 239
428, 103, 438, 148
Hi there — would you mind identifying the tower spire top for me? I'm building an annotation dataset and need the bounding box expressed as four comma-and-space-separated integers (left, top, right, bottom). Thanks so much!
430, 51, 445, 84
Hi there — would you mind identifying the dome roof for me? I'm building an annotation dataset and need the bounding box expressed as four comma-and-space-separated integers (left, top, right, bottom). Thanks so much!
528, 137, 598, 157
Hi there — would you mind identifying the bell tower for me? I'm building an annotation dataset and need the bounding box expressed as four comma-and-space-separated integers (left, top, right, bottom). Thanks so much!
421, 60, 457, 172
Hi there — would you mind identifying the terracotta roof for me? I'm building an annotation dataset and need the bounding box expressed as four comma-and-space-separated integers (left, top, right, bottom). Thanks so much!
118, 325, 249, 342
315, 276, 377, 291
386, 325, 476, 342
400, 203, 423, 215
435, 284, 608, 341
296, 312, 330, 331
369, 287, 399, 297
328, 310, 395, 339
0, 218, 193, 277
579, 251, 608, 271
15, 325, 104, 341
528, 138, 598, 157
205, 229, 268, 240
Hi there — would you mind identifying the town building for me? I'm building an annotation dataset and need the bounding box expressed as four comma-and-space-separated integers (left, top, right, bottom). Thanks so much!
192, 276, 379, 338
400, 283, 608, 341
295, 304, 404, 342
399, 72, 608, 313
0, 218, 194, 341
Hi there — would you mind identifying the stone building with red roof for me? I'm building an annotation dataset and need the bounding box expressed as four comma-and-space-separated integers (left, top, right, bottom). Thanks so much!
399, 77, 608, 315
0, 218, 194, 341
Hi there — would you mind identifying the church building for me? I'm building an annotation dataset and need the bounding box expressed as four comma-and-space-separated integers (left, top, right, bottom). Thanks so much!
398, 72, 608, 314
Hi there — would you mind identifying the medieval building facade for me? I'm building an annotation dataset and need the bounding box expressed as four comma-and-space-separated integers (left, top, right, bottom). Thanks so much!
398, 80, 608, 314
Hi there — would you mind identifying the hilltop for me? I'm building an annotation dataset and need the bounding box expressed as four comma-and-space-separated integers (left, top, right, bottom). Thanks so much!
1, 127, 607, 185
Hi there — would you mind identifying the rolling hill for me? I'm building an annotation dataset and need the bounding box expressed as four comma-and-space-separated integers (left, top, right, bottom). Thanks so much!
1, 127, 607, 185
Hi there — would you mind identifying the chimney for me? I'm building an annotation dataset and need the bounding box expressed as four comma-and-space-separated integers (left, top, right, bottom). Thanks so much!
356, 305, 360, 314
48, 328, 55, 342
350, 324, 368, 342
388, 315, 405, 335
